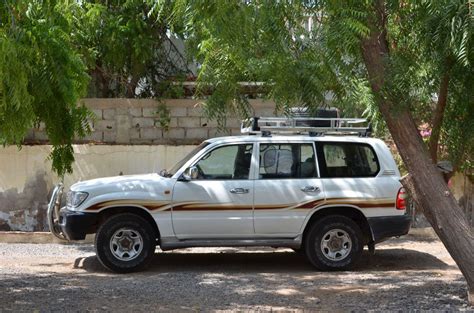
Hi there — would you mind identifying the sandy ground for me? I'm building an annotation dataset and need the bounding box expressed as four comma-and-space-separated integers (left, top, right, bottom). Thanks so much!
0, 235, 472, 312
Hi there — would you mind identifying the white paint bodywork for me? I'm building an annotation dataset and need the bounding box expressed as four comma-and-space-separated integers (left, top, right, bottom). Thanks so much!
172, 179, 255, 238
68, 135, 403, 243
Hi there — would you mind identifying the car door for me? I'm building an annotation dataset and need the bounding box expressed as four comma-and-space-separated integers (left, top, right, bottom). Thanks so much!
253, 141, 325, 237
171, 143, 255, 239
315, 141, 390, 217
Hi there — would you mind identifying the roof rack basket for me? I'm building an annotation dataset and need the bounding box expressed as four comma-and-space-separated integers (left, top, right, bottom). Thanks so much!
241, 116, 372, 137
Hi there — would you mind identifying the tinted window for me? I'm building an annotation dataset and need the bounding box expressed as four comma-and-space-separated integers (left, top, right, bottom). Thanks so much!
316, 142, 379, 178
193, 144, 253, 180
259, 143, 316, 179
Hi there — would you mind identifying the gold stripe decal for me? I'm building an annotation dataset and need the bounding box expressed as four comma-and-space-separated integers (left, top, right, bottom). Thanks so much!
86, 200, 171, 211
85, 198, 395, 212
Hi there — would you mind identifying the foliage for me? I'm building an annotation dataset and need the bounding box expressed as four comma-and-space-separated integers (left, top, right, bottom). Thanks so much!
424, 1, 474, 170
0, 0, 191, 175
171, 1, 339, 127
156, 100, 171, 130
0, 0, 91, 176
1, 0, 472, 175
73, 0, 190, 98
442, 68, 474, 172
170, 0, 473, 170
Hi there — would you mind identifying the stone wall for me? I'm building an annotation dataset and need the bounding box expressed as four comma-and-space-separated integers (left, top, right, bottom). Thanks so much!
25, 99, 277, 145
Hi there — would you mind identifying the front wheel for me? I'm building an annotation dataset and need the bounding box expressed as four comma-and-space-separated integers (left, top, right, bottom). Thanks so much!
95, 213, 156, 273
304, 215, 363, 270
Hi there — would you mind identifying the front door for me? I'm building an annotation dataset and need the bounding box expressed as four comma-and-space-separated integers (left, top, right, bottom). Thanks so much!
172, 143, 255, 239
253, 142, 325, 237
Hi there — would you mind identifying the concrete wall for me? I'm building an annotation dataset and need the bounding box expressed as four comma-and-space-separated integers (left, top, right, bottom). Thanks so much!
9, 98, 470, 231
0, 145, 197, 231
2, 98, 278, 231
450, 172, 474, 227
25, 99, 277, 145
1, 145, 472, 231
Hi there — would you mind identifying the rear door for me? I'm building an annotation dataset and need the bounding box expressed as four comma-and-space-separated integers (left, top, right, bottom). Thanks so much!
314, 141, 393, 217
253, 141, 325, 237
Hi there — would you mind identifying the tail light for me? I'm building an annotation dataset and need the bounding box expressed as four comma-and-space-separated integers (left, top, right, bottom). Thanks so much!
396, 187, 407, 210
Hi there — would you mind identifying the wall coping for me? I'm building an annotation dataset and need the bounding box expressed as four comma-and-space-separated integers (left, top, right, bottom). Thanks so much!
80, 98, 276, 109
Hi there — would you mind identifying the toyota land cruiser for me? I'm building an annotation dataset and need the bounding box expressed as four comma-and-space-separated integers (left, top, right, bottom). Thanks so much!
48, 116, 411, 273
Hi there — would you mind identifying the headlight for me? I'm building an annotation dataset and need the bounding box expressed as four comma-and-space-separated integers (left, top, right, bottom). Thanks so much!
67, 191, 89, 208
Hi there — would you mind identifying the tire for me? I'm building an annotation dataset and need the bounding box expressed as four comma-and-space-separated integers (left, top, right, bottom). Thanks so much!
95, 213, 156, 273
304, 215, 363, 271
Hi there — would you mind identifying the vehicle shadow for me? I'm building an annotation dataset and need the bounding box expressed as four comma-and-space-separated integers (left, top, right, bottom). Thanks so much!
74, 247, 451, 274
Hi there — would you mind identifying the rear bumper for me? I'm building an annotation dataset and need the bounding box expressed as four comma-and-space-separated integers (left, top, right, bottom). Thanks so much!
367, 215, 412, 243
59, 208, 99, 241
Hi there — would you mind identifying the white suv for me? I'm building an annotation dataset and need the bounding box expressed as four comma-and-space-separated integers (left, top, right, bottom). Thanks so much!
48, 117, 411, 273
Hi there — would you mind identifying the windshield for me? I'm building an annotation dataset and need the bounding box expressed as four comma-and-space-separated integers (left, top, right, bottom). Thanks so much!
166, 142, 210, 176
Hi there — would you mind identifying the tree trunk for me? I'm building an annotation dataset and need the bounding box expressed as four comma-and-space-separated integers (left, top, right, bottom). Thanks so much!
126, 76, 139, 98
361, 0, 474, 305
428, 69, 451, 163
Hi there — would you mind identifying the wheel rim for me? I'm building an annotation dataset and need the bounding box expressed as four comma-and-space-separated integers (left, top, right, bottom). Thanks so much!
109, 228, 143, 261
320, 228, 352, 261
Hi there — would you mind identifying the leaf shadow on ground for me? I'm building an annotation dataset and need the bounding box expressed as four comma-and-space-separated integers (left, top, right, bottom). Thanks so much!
0, 248, 469, 312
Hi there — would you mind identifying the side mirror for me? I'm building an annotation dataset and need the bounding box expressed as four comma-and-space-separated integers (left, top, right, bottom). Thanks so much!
180, 166, 199, 181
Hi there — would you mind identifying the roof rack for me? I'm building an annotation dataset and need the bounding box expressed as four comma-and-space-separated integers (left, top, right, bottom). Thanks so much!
241, 116, 372, 137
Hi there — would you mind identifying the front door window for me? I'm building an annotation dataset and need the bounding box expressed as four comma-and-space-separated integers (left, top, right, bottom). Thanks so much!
193, 144, 253, 180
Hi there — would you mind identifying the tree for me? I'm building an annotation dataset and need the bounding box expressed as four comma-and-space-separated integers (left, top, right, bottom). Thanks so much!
357, 1, 474, 305
0, 0, 190, 176
0, 0, 91, 176
73, 0, 192, 98
417, 1, 474, 169
171, 0, 474, 303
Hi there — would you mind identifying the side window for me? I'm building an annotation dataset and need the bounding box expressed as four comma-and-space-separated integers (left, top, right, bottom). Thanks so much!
317, 142, 379, 178
193, 144, 253, 180
259, 143, 316, 179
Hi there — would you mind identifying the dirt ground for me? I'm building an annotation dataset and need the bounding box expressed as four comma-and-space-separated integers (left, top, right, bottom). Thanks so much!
0, 235, 472, 312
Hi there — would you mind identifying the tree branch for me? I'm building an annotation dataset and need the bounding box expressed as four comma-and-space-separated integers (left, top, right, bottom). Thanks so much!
428, 64, 452, 163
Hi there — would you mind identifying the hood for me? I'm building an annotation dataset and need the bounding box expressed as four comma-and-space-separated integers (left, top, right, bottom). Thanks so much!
70, 173, 174, 198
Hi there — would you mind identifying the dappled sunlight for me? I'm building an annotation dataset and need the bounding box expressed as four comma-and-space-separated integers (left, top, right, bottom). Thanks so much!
0, 240, 471, 311
275, 288, 302, 296
63, 248, 468, 310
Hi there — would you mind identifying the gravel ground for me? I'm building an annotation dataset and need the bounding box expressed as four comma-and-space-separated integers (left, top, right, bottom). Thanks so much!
0, 236, 472, 312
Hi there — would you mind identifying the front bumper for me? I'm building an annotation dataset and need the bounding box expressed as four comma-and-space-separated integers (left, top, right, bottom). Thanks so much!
59, 208, 99, 241
367, 215, 412, 243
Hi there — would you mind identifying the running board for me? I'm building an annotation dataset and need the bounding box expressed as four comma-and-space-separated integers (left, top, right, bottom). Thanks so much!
159, 237, 302, 251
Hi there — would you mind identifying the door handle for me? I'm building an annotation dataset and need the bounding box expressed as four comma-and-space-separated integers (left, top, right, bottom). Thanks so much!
301, 186, 320, 193
230, 188, 250, 194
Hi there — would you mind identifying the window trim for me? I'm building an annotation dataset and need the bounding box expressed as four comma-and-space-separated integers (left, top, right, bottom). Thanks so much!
188, 143, 255, 181
312, 141, 321, 178
315, 142, 380, 178
256, 142, 319, 180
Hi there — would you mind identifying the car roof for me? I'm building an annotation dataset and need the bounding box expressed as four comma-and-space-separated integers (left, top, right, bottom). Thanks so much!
205, 135, 383, 144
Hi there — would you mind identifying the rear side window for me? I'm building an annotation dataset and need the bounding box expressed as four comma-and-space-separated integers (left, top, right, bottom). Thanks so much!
316, 142, 379, 178
259, 143, 317, 179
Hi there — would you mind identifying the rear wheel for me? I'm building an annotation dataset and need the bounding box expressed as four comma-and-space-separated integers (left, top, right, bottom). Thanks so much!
95, 213, 156, 273
304, 215, 363, 270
